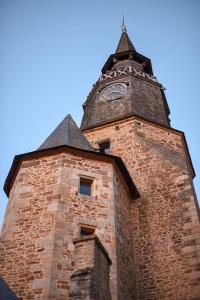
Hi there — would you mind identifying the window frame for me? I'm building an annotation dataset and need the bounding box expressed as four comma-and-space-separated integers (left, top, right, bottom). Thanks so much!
79, 176, 93, 197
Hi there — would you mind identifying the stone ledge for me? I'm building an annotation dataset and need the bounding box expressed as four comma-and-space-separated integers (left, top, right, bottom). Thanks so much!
70, 267, 93, 278
73, 234, 112, 265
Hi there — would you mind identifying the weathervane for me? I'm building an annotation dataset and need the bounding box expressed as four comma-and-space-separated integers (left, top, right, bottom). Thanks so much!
121, 16, 127, 33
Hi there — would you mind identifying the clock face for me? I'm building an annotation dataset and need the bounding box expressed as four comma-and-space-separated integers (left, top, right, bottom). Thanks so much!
100, 83, 127, 101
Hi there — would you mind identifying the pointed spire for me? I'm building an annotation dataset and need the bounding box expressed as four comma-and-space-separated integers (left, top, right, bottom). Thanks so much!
116, 19, 136, 53
121, 16, 127, 33
38, 114, 94, 151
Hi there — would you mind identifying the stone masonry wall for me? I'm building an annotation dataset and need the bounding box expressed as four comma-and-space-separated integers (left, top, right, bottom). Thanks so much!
44, 152, 117, 299
0, 157, 60, 299
1, 150, 132, 300
69, 236, 111, 300
113, 172, 136, 299
92, 236, 111, 300
84, 116, 200, 299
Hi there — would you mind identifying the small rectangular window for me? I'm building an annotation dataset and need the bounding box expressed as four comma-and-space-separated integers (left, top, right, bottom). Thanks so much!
79, 177, 93, 196
99, 140, 110, 154
80, 224, 95, 237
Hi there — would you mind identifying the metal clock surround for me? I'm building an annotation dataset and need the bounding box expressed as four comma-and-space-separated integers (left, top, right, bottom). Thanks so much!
99, 82, 127, 101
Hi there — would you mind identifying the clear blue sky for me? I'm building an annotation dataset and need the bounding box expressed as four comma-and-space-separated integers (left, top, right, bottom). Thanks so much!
0, 0, 199, 228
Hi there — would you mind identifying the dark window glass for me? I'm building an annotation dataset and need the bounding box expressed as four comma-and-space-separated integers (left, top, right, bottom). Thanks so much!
99, 140, 110, 154
80, 178, 92, 196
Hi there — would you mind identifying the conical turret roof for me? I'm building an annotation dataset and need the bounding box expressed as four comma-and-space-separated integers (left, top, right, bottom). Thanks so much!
115, 31, 136, 53
38, 114, 93, 151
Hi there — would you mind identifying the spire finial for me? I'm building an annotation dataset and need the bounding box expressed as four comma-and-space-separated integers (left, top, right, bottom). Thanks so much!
121, 16, 127, 33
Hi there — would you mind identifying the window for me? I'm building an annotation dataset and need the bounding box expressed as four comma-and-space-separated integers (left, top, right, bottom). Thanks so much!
80, 224, 95, 237
99, 140, 110, 154
79, 177, 93, 196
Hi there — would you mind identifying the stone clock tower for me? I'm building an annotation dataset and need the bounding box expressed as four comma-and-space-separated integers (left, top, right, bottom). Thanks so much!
1, 26, 200, 300
81, 28, 200, 299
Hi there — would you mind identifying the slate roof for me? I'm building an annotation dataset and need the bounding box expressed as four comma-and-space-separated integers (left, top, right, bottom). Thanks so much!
115, 31, 136, 53
38, 114, 94, 151
0, 277, 18, 300
101, 30, 154, 75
